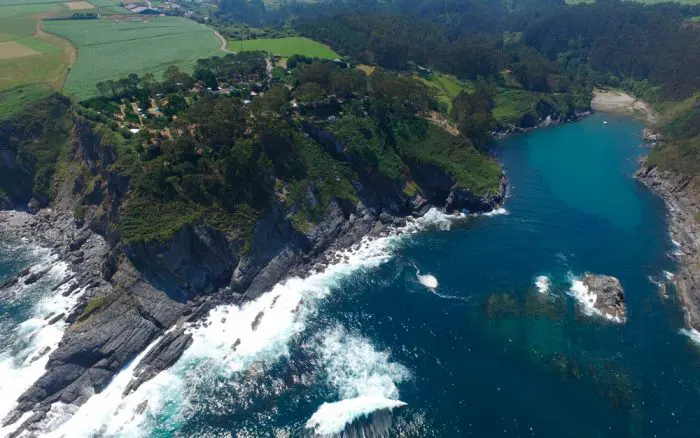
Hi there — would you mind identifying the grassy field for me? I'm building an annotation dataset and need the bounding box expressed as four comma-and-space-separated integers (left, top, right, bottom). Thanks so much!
0, 2, 74, 91
228, 37, 338, 59
418, 72, 474, 112
44, 17, 221, 99
0, 84, 51, 120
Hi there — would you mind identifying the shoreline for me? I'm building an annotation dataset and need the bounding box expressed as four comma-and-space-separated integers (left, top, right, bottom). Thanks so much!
602, 86, 700, 334
636, 163, 700, 332
591, 88, 658, 124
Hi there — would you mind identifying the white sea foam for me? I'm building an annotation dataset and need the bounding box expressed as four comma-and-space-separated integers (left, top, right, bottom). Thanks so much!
663, 270, 675, 280
480, 207, 508, 217
567, 274, 622, 323
534, 275, 551, 294
0, 254, 81, 437
680, 328, 700, 346
305, 396, 407, 436
306, 326, 410, 436
41, 334, 164, 438
416, 271, 438, 289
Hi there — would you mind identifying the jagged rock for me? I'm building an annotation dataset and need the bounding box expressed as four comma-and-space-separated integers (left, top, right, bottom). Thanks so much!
0, 276, 19, 290
24, 267, 51, 286
122, 328, 193, 396
445, 176, 507, 213
47, 313, 65, 325
582, 274, 626, 320
27, 196, 47, 214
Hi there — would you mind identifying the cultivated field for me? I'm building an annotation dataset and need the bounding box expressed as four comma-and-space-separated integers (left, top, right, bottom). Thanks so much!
228, 37, 338, 59
0, 41, 40, 59
64, 1, 95, 10
44, 17, 221, 99
0, 1, 73, 90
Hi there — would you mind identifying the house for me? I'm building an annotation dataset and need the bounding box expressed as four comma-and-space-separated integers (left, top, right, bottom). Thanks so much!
128, 5, 161, 14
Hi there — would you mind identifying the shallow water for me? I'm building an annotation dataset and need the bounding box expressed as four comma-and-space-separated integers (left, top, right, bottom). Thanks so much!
3, 112, 700, 437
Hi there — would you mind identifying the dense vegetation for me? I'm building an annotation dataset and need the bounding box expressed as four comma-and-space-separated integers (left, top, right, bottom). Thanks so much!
0, 93, 72, 205
53, 52, 503, 246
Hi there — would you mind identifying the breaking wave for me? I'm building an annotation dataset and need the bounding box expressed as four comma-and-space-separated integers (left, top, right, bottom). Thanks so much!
534, 275, 551, 294
305, 325, 410, 436
305, 396, 406, 437
567, 273, 622, 323
680, 328, 700, 346
0, 246, 81, 437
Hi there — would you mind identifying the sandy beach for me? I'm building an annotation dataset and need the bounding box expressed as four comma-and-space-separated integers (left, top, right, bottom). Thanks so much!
591, 89, 657, 124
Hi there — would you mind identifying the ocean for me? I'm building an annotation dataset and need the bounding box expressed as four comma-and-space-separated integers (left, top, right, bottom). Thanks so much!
2, 112, 700, 437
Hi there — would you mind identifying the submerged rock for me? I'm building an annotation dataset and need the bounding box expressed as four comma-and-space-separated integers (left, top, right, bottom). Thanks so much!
583, 274, 626, 321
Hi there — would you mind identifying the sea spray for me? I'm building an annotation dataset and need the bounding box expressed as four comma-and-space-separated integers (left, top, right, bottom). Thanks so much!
416, 271, 438, 289
44, 208, 469, 436
0, 249, 82, 437
680, 328, 700, 346
534, 275, 551, 294
566, 273, 623, 323
305, 325, 410, 437
305, 396, 406, 437
41, 334, 166, 438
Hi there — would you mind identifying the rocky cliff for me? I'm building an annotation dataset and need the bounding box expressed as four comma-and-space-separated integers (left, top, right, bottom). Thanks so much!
0, 110, 507, 435
636, 162, 700, 332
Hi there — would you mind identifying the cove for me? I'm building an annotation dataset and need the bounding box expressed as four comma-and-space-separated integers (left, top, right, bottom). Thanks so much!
2, 112, 700, 437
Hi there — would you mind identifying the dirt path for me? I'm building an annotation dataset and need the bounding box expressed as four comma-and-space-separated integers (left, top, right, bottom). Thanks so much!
34, 11, 78, 91
213, 29, 232, 53
591, 89, 657, 124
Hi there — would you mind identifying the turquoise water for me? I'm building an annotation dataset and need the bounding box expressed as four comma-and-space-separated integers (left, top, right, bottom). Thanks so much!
2, 113, 700, 437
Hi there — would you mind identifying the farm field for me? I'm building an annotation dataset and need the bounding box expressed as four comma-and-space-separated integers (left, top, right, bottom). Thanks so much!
228, 37, 338, 59
43, 17, 222, 99
0, 1, 73, 91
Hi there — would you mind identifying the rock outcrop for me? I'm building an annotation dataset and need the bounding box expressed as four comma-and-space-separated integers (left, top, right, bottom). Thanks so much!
636, 162, 700, 331
582, 274, 627, 321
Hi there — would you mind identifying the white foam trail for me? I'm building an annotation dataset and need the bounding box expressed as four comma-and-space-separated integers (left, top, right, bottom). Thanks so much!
567, 274, 622, 323
663, 270, 675, 280
416, 271, 438, 289
305, 396, 406, 436
0, 255, 81, 437
479, 207, 508, 217
534, 275, 551, 294
680, 328, 700, 346
48, 209, 460, 437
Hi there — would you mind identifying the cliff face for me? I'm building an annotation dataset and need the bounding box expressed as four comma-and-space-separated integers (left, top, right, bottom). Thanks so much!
0, 95, 72, 211
0, 110, 507, 435
636, 163, 700, 332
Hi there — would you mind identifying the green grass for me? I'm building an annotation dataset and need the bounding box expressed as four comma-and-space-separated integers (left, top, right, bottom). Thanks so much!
44, 17, 221, 99
493, 88, 534, 126
392, 119, 502, 196
418, 72, 474, 112
0, 84, 51, 120
228, 37, 338, 59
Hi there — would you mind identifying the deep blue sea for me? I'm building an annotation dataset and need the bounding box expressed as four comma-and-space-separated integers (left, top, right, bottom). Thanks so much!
2, 112, 700, 437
